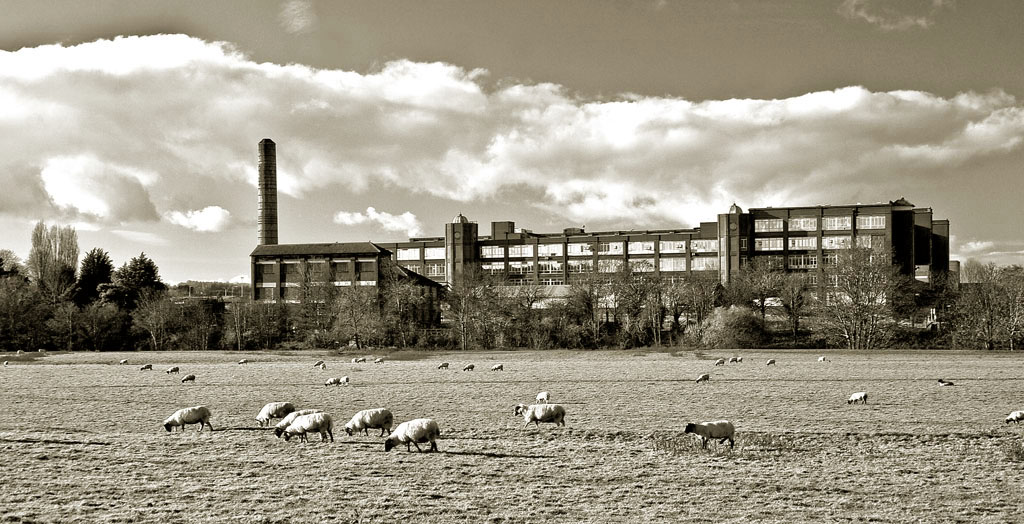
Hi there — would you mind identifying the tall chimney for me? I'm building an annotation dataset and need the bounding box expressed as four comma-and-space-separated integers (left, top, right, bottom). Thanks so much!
257, 138, 278, 245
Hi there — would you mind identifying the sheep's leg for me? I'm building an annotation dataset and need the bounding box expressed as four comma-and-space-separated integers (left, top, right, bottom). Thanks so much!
363, 428, 369, 436
328, 429, 334, 443
430, 441, 438, 452
413, 442, 423, 452
406, 441, 412, 452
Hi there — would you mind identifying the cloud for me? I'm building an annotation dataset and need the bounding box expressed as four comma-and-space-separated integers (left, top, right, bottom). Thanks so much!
1, 34, 1023, 233
838, 0, 954, 31
110, 230, 168, 246
959, 240, 995, 255
164, 206, 232, 232
279, 0, 318, 34
333, 207, 423, 237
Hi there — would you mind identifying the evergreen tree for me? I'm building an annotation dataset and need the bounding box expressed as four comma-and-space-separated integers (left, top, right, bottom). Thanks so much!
74, 248, 114, 306
101, 252, 166, 311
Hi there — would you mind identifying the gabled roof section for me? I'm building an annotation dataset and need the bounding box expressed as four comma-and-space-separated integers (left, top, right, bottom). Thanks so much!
392, 264, 444, 289
251, 242, 386, 257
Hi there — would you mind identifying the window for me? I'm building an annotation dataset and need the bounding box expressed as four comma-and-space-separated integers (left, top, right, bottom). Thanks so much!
789, 217, 818, 232
568, 259, 593, 273
822, 252, 838, 267
598, 259, 622, 273
508, 244, 534, 258
856, 235, 884, 249
691, 239, 719, 253
659, 240, 686, 254
739, 238, 748, 251
538, 260, 562, 274
754, 237, 784, 251
856, 215, 886, 230
425, 263, 444, 277
754, 219, 784, 232
508, 261, 534, 275
760, 255, 784, 269
822, 235, 851, 249
807, 274, 819, 285
823, 216, 852, 231
629, 258, 655, 272
538, 244, 563, 257
481, 262, 505, 275
567, 243, 593, 256
424, 247, 445, 259
659, 257, 686, 272
357, 260, 375, 273
628, 241, 655, 254
788, 237, 817, 250
480, 245, 504, 259
598, 242, 624, 255
539, 278, 564, 286
789, 254, 818, 269
396, 248, 420, 261
400, 264, 421, 274
690, 257, 719, 271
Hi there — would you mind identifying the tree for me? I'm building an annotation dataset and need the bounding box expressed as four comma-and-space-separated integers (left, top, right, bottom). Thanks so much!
727, 259, 785, 323
74, 248, 114, 307
562, 271, 612, 348
295, 261, 337, 348
818, 246, 899, 349
609, 261, 659, 348
779, 272, 813, 341
332, 285, 383, 350
132, 290, 176, 351
677, 272, 721, 342
998, 266, 1024, 351
102, 252, 166, 311
379, 263, 429, 348
702, 305, 766, 349
26, 221, 79, 304
0, 276, 51, 351
0, 249, 25, 277
954, 260, 1002, 350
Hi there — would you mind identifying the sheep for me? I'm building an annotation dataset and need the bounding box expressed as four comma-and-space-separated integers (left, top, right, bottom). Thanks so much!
384, 418, 441, 452
736, 356, 743, 363
491, 364, 504, 371
165, 366, 180, 374
937, 379, 955, 386
318, 363, 327, 371
325, 376, 349, 387
181, 374, 196, 383
714, 358, 725, 366
238, 359, 248, 365
766, 359, 776, 366
684, 420, 735, 449
163, 406, 212, 432
463, 364, 475, 371
374, 357, 384, 364
118, 359, 128, 365
817, 356, 828, 362
536, 391, 550, 403
140, 364, 153, 371
1006, 411, 1024, 424
354, 357, 367, 363
3, 361, 7, 367
16, 350, 22, 355
728, 357, 739, 364
848, 391, 868, 404
313, 360, 325, 367
696, 373, 710, 384
274, 409, 324, 438
345, 408, 394, 437
256, 402, 296, 427
438, 362, 449, 370
281, 412, 335, 443
514, 403, 566, 428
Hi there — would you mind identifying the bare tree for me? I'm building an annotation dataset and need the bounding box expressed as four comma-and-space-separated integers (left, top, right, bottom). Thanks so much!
331, 285, 382, 350
727, 258, 786, 323
818, 246, 899, 349
26, 221, 79, 304
132, 290, 176, 351
779, 272, 813, 342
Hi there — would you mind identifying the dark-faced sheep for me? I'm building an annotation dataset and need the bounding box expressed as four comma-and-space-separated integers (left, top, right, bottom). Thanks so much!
165, 366, 179, 374
140, 364, 152, 371
1006, 411, 1024, 424
438, 362, 449, 370
714, 358, 725, 366
491, 364, 504, 371
238, 359, 248, 365
256, 402, 296, 427
684, 420, 735, 449
766, 359, 776, 366
274, 409, 323, 438
181, 374, 196, 383
938, 379, 954, 386
848, 392, 868, 404
696, 373, 710, 384
163, 406, 212, 432
384, 418, 440, 452
514, 403, 566, 428
345, 408, 394, 436
463, 364, 475, 371
282, 413, 334, 443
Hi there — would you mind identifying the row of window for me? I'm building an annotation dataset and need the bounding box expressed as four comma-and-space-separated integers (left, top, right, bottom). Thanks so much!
754, 235, 884, 251
754, 215, 886, 233
447, 256, 718, 275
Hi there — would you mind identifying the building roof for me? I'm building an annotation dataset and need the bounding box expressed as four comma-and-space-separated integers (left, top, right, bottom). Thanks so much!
251, 242, 385, 257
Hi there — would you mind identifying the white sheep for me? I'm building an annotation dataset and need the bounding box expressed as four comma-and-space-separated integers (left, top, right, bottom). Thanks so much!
384, 418, 441, 452
256, 402, 296, 427
238, 359, 248, 365
16, 350, 23, 355
163, 406, 212, 432
3, 361, 7, 367
318, 363, 327, 371
848, 392, 868, 404
354, 357, 367, 363
817, 356, 828, 362
274, 409, 323, 438
140, 364, 153, 371
514, 403, 566, 428
463, 364, 475, 371
937, 379, 954, 386
325, 376, 350, 386
696, 373, 710, 384
313, 360, 325, 367
714, 358, 725, 366
536, 391, 550, 403
1006, 411, 1024, 424
374, 357, 384, 364
345, 408, 394, 436
736, 356, 743, 363
491, 364, 504, 371
118, 359, 128, 365
282, 412, 335, 443
684, 420, 735, 449
181, 374, 196, 383
165, 366, 179, 374
728, 357, 739, 364
766, 359, 776, 366
438, 362, 449, 370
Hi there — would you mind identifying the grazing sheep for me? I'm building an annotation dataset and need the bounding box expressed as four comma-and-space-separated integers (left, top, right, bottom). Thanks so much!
354, 357, 367, 363
274, 409, 324, 438
318, 363, 327, 371
696, 373, 710, 384
165, 366, 180, 374
491, 364, 504, 371
728, 357, 739, 364
181, 374, 196, 383
438, 362, 449, 370
714, 358, 725, 366
684, 420, 735, 449
325, 376, 350, 387
16, 350, 23, 355
238, 359, 248, 365
140, 364, 153, 371
817, 356, 828, 362
514, 403, 566, 428
536, 391, 550, 403
937, 379, 955, 386
345, 408, 395, 437
256, 402, 296, 427
118, 359, 128, 365
163, 406, 212, 432
463, 364, 475, 371
766, 359, 776, 366
374, 357, 384, 364
736, 356, 743, 363
848, 392, 868, 404
3, 361, 7, 367
282, 413, 335, 443
1006, 411, 1024, 424
313, 360, 325, 367
384, 418, 441, 452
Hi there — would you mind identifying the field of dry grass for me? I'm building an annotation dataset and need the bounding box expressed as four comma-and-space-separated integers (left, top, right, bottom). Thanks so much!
3, 348, 1024, 523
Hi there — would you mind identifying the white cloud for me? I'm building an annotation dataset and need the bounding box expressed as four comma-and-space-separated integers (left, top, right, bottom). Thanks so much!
164, 206, 232, 232
279, 0, 318, 35
110, 230, 168, 246
333, 207, 423, 237
959, 240, 995, 255
838, 0, 954, 31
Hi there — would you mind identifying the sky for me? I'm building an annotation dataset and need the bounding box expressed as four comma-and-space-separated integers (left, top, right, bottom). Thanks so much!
1, 0, 1023, 283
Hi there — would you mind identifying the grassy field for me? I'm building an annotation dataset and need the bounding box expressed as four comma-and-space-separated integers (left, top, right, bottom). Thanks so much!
2, 348, 1024, 523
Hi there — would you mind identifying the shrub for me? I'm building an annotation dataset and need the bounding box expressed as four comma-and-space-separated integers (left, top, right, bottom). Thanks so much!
701, 305, 766, 349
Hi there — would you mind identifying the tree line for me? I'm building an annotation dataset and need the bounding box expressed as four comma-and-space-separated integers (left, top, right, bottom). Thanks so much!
2, 221, 1023, 351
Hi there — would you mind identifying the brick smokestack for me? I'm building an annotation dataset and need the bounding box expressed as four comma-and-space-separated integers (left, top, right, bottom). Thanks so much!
257, 138, 278, 245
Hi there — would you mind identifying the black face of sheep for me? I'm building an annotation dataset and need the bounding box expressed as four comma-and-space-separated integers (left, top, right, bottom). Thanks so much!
163, 423, 172, 432
683, 423, 696, 434
384, 439, 396, 452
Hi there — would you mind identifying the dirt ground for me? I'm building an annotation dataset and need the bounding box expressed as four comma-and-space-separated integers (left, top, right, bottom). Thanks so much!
2, 349, 1023, 523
